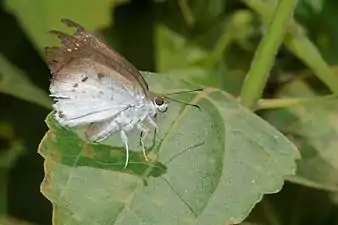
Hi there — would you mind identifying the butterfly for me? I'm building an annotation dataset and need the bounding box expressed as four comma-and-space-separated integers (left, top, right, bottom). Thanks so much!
45, 18, 168, 168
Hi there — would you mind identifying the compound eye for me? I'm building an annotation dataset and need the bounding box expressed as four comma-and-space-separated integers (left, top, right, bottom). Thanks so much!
154, 97, 167, 113
154, 97, 165, 106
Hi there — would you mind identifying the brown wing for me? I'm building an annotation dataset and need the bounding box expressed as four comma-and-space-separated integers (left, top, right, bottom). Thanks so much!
45, 18, 149, 93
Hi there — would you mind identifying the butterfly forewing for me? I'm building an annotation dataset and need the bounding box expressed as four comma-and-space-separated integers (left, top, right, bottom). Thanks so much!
46, 20, 150, 128
46, 18, 149, 93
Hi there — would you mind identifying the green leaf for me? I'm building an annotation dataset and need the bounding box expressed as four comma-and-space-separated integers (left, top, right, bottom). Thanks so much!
38, 72, 299, 225
3, 0, 127, 54
0, 55, 52, 109
264, 80, 338, 191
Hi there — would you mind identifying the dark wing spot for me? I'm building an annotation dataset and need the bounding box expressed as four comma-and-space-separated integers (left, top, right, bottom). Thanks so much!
58, 111, 65, 118
98, 73, 104, 79
81, 76, 88, 82
73, 83, 79, 88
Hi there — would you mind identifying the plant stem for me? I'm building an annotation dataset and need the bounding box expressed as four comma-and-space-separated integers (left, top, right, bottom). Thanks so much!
178, 0, 195, 27
210, 23, 232, 64
240, 0, 298, 109
255, 94, 338, 110
243, 0, 338, 94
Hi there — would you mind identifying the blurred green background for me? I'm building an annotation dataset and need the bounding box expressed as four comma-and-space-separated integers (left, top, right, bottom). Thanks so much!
0, 0, 337, 224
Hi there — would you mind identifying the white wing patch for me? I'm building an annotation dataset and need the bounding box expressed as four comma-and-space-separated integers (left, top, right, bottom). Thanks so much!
50, 69, 145, 127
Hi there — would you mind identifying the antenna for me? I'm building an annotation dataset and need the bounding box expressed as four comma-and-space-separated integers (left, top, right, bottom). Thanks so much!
164, 88, 204, 96
162, 87, 203, 110
164, 96, 201, 111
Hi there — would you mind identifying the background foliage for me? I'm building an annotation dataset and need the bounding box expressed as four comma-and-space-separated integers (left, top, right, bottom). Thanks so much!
0, 0, 337, 224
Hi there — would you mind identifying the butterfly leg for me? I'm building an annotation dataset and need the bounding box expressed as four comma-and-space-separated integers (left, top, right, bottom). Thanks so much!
147, 116, 158, 131
147, 116, 158, 149
137, 124, 149, 161
120, 130, 129, 169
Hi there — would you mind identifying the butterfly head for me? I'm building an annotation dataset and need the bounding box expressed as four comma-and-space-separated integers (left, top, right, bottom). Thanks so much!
149, 93, 168, 113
